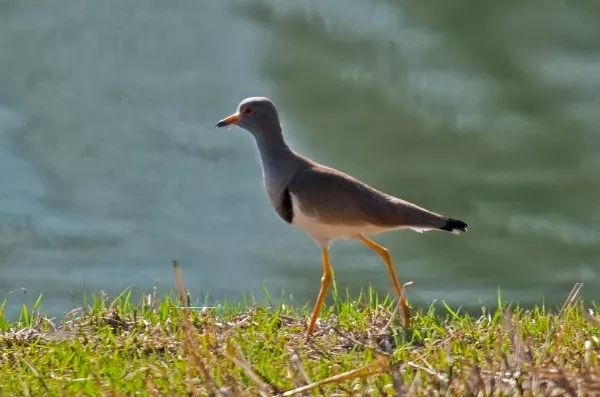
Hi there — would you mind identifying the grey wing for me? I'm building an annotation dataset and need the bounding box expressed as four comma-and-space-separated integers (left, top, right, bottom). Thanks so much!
288, 164, 448, 229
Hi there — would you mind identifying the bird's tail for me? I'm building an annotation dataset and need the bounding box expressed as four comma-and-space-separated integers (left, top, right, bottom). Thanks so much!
438, 218, 467, 234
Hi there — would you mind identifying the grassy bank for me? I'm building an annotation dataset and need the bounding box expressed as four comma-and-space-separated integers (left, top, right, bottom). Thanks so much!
1, 279, 599, 396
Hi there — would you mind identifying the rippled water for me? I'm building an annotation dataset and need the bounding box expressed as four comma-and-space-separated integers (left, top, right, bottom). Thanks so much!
1, 1, 599, 317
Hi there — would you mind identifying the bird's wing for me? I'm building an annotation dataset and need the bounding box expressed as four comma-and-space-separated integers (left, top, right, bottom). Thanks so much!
287, 163, 448, 229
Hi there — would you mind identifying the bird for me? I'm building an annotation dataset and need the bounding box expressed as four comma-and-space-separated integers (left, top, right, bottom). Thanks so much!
215, 97, 467, 337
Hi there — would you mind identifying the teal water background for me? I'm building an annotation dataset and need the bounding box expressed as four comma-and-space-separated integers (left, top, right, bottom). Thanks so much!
1, 1, 599, 316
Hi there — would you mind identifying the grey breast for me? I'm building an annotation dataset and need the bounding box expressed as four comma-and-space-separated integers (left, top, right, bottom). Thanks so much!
258, 145, 298, 224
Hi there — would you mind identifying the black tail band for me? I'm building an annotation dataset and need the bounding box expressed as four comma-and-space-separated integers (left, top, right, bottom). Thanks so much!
439, 218, 467, 233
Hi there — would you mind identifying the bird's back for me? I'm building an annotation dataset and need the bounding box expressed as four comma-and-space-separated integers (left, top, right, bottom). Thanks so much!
287, 155, 450, 231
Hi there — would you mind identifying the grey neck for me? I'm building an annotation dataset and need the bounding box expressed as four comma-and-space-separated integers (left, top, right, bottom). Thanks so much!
252, 126, 296, 184
253, 125, 290, 159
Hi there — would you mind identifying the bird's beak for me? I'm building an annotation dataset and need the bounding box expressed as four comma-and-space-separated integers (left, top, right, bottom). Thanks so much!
215, 113, 240, 128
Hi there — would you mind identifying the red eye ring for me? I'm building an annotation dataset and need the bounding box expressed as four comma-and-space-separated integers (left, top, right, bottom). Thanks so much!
243, 107, 254, 116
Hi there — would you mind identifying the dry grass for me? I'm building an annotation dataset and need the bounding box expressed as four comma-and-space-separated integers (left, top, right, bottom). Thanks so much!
0, 266, 598, 396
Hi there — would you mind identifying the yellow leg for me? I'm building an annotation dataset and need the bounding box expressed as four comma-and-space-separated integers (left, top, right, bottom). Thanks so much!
306, 247, 333, 338
357, 234, 411, 327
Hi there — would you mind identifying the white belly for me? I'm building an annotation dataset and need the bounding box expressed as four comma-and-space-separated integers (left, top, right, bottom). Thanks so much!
290, 193, 392, 246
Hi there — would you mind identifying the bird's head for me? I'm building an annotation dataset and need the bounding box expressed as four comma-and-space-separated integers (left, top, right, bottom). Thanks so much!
215, 97, 281, 138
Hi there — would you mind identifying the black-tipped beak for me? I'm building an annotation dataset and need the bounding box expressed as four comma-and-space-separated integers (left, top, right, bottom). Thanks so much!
215, 113, 240, 128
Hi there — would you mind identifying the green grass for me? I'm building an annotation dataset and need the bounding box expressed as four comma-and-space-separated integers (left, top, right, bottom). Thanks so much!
1, 281, 599, 396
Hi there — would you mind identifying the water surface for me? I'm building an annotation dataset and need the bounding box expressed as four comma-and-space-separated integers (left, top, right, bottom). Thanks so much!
1, 1, 599, 317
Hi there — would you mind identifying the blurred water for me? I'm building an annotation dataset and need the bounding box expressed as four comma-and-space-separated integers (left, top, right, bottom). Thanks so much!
1, 0, 599, 317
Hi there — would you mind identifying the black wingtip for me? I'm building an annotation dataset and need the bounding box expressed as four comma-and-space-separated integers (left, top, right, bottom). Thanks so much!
439, 218, 467, 233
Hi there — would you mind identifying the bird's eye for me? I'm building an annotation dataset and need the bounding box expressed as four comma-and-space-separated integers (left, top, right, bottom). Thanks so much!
243, 107, 254, 116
